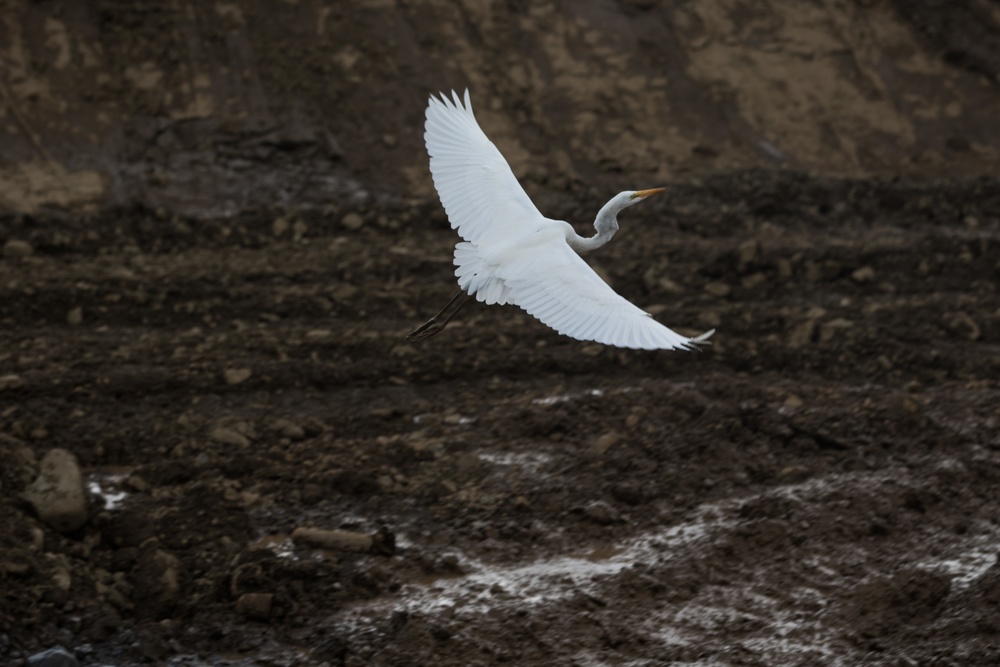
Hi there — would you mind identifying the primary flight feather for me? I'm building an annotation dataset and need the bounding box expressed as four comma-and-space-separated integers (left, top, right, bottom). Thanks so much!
408, 89, 715, 351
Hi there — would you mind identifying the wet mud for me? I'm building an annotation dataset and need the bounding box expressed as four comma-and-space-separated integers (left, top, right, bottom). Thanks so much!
2, 171, 1000, 665
3, 0, 1000, 665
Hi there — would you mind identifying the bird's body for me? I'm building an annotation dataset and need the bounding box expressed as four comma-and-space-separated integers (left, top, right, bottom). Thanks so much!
408, 90, 714, 351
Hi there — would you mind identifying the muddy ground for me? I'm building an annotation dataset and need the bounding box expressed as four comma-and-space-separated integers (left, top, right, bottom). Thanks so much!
2, 171, 999, 666
3, 1, 1000, 666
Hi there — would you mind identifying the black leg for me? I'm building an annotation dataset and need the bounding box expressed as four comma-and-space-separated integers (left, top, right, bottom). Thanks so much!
406, 290, 470, 343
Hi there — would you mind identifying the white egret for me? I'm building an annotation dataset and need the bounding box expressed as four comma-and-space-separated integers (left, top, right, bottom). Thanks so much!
408, 90, 715, 351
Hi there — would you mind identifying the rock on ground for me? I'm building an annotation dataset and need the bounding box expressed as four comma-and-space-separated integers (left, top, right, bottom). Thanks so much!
23, 449, 88, 534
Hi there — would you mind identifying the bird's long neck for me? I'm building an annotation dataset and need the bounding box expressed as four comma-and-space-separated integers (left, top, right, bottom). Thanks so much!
567, 196, 624, 253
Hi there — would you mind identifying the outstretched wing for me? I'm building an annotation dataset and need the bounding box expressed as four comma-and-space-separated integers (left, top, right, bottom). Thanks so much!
424, 89, 713, 351
499, 237, 713, 351
425, 90, 545, 245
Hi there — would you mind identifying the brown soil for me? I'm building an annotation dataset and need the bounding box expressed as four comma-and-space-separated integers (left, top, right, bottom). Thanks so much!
3, 172, 1000, 665
2, 2, 1000, 666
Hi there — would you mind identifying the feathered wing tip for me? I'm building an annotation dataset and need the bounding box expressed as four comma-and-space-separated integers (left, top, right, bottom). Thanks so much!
428, 89, 474, 115
686, 328, 716, 350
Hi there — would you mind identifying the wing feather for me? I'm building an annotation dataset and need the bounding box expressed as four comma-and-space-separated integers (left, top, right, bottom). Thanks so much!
425, 90, 545, 244
499, 241, 705, 351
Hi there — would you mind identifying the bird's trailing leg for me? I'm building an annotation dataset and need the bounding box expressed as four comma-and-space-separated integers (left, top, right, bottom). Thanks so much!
406, 290, 470, 343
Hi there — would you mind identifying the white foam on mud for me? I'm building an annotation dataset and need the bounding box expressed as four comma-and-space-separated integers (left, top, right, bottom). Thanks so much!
332, 467, 993, 664
639, 592, 844, 666
529, 383, 668, 407
532, 388, 605, 406
398, 552, 632, 615
335, 500, 731, 630
252, 534, 298, 560
921, 526, 1000, 588
87, 472, 129, 510
477, 450, 553, 473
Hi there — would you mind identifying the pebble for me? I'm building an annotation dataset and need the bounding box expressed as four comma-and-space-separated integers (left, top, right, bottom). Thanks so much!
582, 500, 621, 525
305, 329, 332, 339
66, 307, 83, 326
819, 318, 853, 344
851, 266, 875, 284
2, 548, 33, 576
3, 239, 34, 260
272, 216, 290, 236
46, 561, 72, 604
236, 592, 274, 620
787, 320, 816, 348
0, 374, 24, 390
340, 212, 364, 230
741, 272, 767, 289
589, 432, 620, 456
224, 368, 252, 385
292, 527, 373, 552
26, 646, 79, 667
271, 418, 306, 440
23, 449, 89, 533
208, 427, 251, 447
737, 239, 760, 273
0, 434, 35, 490
134, 548, 180, 611
703, 282, 731, 297
125, 475, 150, 492
784, 394, 803, 408
436, 479, 458, 496
804, 261, 822, 282
947, 312, 981, 341
778, 465, 812, 482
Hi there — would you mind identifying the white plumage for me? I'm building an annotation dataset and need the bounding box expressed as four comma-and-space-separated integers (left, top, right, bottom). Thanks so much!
410, 89, 715, 351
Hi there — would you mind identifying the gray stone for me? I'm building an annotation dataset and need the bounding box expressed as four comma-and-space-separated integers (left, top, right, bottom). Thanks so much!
340, 211, 364, 230
24, 449, 89, 533
26, 645, 79, 667
3, 239, 34, 260
208, 426, 250, 447
582, 500, 621, 525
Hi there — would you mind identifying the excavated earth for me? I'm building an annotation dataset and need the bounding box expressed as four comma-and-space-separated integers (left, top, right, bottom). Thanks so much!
2, 2, 1000, 666
2, 173, 999, 666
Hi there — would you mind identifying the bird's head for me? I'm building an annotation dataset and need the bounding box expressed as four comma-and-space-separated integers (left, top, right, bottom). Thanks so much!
592, 187, 669, 242
626, 187, 667, 206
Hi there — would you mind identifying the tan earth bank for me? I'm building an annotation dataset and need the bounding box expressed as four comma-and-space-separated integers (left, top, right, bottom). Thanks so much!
2, 1, 1000, 666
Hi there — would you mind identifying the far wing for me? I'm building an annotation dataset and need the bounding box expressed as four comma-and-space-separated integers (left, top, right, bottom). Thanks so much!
425, 90, 544, 245
499, 241, 713, 351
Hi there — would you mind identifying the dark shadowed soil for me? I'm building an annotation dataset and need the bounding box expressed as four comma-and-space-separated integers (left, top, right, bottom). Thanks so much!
2, 171, 1000, 666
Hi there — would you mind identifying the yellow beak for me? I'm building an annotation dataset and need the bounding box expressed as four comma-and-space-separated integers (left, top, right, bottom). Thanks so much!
631, 187, 667, 199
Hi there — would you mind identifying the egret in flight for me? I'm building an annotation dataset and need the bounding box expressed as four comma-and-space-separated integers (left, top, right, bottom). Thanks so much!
407, 90, 715, 351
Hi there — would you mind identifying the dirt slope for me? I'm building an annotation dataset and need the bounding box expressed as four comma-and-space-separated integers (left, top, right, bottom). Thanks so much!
2, 0, 1000, 215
